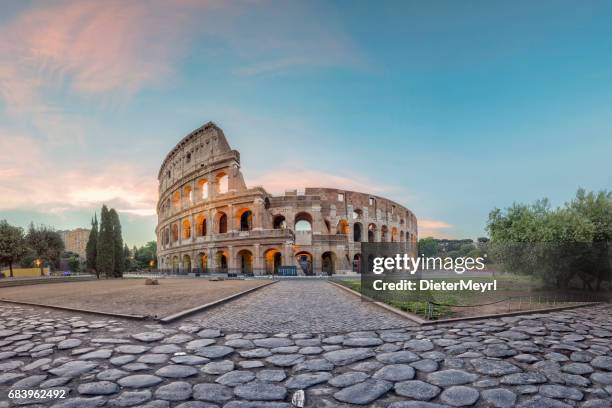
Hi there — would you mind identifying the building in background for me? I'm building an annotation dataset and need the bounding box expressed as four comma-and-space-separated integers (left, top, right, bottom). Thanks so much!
57, 228, 90, 258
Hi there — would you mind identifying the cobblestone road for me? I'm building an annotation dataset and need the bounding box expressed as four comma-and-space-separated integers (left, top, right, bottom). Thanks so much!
185, 280, 415, 333
0, 284, 611, 407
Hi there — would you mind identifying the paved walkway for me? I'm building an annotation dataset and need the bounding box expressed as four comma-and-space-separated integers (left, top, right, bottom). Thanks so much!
185, 280, 415, 333
0, 284, 610, 407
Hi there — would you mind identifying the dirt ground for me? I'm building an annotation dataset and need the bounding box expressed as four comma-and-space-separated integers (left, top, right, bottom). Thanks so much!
0, 278, 269, 319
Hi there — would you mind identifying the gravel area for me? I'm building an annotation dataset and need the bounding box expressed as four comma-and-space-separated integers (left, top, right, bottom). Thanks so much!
0, 279, 269, 319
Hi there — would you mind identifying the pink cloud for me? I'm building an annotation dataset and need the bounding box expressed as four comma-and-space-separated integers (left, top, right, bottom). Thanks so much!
0, 130, 157, 215
419, 219, 452, 229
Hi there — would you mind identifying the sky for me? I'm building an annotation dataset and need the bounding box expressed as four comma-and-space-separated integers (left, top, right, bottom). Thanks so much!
0, 0, 611, 247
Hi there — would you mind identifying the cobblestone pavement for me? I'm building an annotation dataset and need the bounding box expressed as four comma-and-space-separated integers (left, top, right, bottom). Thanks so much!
185, 280, 415, 333
0, 296, 611, 407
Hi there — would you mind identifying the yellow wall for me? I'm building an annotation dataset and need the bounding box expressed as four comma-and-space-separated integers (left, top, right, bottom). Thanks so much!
1, 267, 50, 277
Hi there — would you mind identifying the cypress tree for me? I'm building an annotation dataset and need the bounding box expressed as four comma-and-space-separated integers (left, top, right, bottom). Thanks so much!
109, 208, 124, 277
96, 205, 114, 277
85, 214, 98, 277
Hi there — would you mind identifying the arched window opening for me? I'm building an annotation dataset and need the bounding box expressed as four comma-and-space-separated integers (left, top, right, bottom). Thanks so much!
273, 215, 286, 229
172, 224, 179, 242
184, 185, 193, 205
368, 223, 376, 242
353, 253, 361, 274
353, 223, 362, 242
215, 251, 228, 272
216, 172, 228, 194
182, 254, 191, 273
295, 212, 313, 232
296, 252, 313, 275
324, 219, 331, 233
196, 215, 206, 236
337, 219, 349, 235
264, 249, 282, 275
322, 252, 336, 275
172, 191, 180, 209
198, 253, 207, 273
218, 213, 227, 234
391, 227, 398, 242
237, 250, 253, 274
353, 209, 363, 219
198, 179, 209, 200
381, 225, 388, 242
182, 219, 191, 240
239, 210, 253, 231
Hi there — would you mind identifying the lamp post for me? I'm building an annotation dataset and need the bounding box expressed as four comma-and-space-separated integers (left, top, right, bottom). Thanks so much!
35, 259, 42, 276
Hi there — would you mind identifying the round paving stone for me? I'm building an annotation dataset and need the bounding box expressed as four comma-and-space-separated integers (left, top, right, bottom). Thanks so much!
253, 338, 294, 348
440, 386, 480, 407
48, 360, 98, 378
394, 380, 441, 400
96, 369, 128, 381
328, 372, 369, 388
427, 369, 479, 386
154, 381, 192, 401
333, 379, 393, 405
376, 350, 419, 364
257, 369, 287, 382
403, 339, 434, 351
294, 358, 334, 372
111, 355, 137, 366
481, 388, 517, 408
57, 339, 82, 350
195, 345, 234, 359
116, 345, 150, 354
193, 383, 233, 403
373, 364, 415, 381
234, 381, 288, 401
562, 362, 594, 375
118, 374, 163, 388
131, 332, 165, 342
469, 358, 521, 376
171, 355, 208, 365
155, 364, 198, 378
215, 370, 256, 386
109, 390, 152, 407
500, 372, 547, 385
186, 339, 216, 350
591, 372, 612, 385
323, 348, 375, 366
197, 329, 221, 338
265, 354, 305, 367
539, 384, 584, 401
138, 354, 169, 364
78, 381, 120, 395
592, 356, 612, 371
342, 337, 383, 347
411, 359, 439, 373
202, 360, 235, 374
285, 372, 332, 389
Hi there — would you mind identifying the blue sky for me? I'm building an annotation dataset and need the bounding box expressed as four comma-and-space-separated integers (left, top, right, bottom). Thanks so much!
0, 0, 610, 246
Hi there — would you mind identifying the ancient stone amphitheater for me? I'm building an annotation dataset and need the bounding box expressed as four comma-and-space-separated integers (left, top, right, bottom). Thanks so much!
156, 122, 417, 275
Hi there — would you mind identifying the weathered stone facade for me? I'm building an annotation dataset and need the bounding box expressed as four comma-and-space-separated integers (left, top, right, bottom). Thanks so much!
156, 122, 417, 275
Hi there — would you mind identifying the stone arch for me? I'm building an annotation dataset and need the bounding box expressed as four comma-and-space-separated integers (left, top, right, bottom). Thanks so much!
368, 223, 376, 242
197, 179, 209, 200
400, 230, 404, 242
172, 224, 179, 242
352, 208, 363, 220
215, 249, 228, 272
353, 253, 361, 273
172, 191, 180, 209
182, 254, 191, 272
198, 252, 207, 273
216, 172, 228, 194
321, 251, 336, 275
381, 225, 388, 242
294, 212, 313, 231
295, 251, 313, 275
337, 219, 349, 235
183, 185, 193, 205
237, 249, 253, 274
264, 248, 282, 275
182, 219, 191, 240
391, 226, 398, 242
353, 222, 363, 242
215, 211, 228, 234
172, 255, 179, 273
237, 208, 253, 231
196, 214, 207, 236
273, 215, 286, 229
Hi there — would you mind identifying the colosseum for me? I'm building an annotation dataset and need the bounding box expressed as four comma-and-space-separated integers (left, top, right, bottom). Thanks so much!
156, 122, 418, 275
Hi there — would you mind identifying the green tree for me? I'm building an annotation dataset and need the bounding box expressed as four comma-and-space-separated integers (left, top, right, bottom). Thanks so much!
86, 214, 98, 277
25, 224, 64, 276
123, 244, 131, 272
96, 205, 114, 277
109, 209, 124, 277
0, 220, 27, 277
418, 237, 439, 257
134, 241, 157, 269
67, 255, 80, 273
